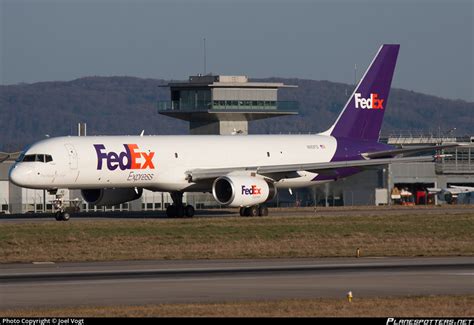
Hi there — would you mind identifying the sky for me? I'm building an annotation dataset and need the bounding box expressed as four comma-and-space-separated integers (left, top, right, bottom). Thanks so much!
1, 0, 473, 101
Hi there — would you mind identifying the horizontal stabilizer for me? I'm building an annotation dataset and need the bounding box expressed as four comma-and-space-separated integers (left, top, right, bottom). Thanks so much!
362, 143, 462, 159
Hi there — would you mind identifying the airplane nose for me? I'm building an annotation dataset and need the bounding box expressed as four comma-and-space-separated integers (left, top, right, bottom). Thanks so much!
9, 165, 21, 186
9, 164, 32, 187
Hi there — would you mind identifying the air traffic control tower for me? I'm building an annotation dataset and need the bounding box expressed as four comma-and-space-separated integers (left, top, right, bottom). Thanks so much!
158, 75, 298, 135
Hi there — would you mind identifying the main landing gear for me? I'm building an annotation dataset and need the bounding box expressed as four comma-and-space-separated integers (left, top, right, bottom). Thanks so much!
166, 191, 195, 218
239, 205, 268, 217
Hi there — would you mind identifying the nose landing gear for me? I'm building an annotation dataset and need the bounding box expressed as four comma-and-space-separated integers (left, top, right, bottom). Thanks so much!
52, 193, 80, 221
55, 210, 70, 221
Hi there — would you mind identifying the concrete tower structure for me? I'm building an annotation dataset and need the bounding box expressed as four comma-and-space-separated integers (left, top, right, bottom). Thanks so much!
158, 75, 298, 135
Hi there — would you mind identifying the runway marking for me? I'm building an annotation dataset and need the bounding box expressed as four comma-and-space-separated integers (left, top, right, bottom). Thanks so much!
365, 257, 389, 259
32, 262, 55, 265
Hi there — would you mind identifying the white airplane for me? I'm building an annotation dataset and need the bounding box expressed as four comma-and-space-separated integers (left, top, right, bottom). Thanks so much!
9, 44, 459, 220
428, 185, 474, 204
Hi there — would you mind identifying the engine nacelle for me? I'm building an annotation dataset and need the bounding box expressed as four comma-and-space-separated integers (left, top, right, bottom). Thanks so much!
438, 190, 454, 204
442, 191, 453, 203
81, 188, 143, 206
212, 175, 276, 207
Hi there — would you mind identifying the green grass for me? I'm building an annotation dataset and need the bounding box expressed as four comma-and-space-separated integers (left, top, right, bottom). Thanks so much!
1, 213, 473, 263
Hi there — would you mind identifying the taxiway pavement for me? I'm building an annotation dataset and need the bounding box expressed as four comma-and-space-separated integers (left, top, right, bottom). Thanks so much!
1, 257, 472, 309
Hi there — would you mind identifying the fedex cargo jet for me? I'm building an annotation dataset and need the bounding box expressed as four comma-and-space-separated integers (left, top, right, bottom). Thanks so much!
9, 45, 456, 220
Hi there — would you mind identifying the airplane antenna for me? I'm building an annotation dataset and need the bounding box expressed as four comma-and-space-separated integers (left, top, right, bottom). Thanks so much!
77, 122, 87, 136
203, 37, 207, 75
140, 130, 145, 137
354, 63, 357, 85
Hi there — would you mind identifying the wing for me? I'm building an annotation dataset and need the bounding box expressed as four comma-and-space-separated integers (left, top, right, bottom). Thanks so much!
186, 155, 438, 182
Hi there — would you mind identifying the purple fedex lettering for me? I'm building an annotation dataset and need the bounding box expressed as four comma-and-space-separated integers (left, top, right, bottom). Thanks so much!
94, 144, 132, 171
241, 185, 262, 195
94, 144, 108, 170
117, 145, 131, 170
107, 152, 120, 171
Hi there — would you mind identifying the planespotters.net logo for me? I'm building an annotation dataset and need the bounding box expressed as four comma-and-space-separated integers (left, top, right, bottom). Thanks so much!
386, 318, 473, 325
354, 93, 384, 109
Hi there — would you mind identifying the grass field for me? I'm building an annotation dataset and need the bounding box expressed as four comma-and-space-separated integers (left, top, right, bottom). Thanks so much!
2, 296, 473, 317
1, 212, 473, 263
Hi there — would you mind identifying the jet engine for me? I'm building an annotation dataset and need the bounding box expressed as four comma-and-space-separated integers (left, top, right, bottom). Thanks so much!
212, 175, 276, 207
439, 190, 454, 204
81, 188, 143, 206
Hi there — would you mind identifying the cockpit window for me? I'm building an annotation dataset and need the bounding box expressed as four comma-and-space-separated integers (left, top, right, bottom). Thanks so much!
22, 155, 36, 162
21, 154, 53, 163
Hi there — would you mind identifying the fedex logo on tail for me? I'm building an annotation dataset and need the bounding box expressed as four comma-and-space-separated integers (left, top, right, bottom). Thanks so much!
354, 93, 384, 109
94, 144, 155, 171
241, 185, 262, 196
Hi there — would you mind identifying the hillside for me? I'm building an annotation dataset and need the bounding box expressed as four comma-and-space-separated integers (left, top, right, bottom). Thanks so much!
1, 76, 472, 151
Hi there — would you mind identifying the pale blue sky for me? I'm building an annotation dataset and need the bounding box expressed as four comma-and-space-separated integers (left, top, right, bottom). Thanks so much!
1, 0, 473, 101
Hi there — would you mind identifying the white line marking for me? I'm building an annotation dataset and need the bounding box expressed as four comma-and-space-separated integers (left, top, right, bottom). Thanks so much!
32, 262, 55, 265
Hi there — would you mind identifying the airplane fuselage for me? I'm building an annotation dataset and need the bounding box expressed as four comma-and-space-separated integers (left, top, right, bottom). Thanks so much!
9, 134, 389, 191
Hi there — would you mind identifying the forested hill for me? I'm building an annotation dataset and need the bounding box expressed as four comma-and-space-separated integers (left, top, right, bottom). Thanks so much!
1, 76, 472, 151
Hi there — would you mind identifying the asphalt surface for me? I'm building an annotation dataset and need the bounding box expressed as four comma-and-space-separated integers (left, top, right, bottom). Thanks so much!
1, 257, 473, 309
1, 205, 472, 223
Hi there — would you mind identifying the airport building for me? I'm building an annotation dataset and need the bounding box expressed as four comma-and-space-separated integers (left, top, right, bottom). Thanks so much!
157, 75, 298, 135
383, 134, 474, 205
309, 133, 474, 207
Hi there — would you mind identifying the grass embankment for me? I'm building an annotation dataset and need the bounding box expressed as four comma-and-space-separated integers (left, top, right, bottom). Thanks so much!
2, 296, 473, 317
1, 213, 473, 263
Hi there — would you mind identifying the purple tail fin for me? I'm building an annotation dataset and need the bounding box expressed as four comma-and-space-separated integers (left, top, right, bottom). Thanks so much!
325, 44, 400, 141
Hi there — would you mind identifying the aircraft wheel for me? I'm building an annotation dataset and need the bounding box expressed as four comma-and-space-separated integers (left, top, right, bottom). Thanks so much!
185, 205, 195, 218
166, 205, 176, 218
249, 206, 259, 217
258, 206, 268, 217
61, 212, 70, 221
55, 212, 62, 221
176, 205, 185, 218
239, 207, 246, 217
